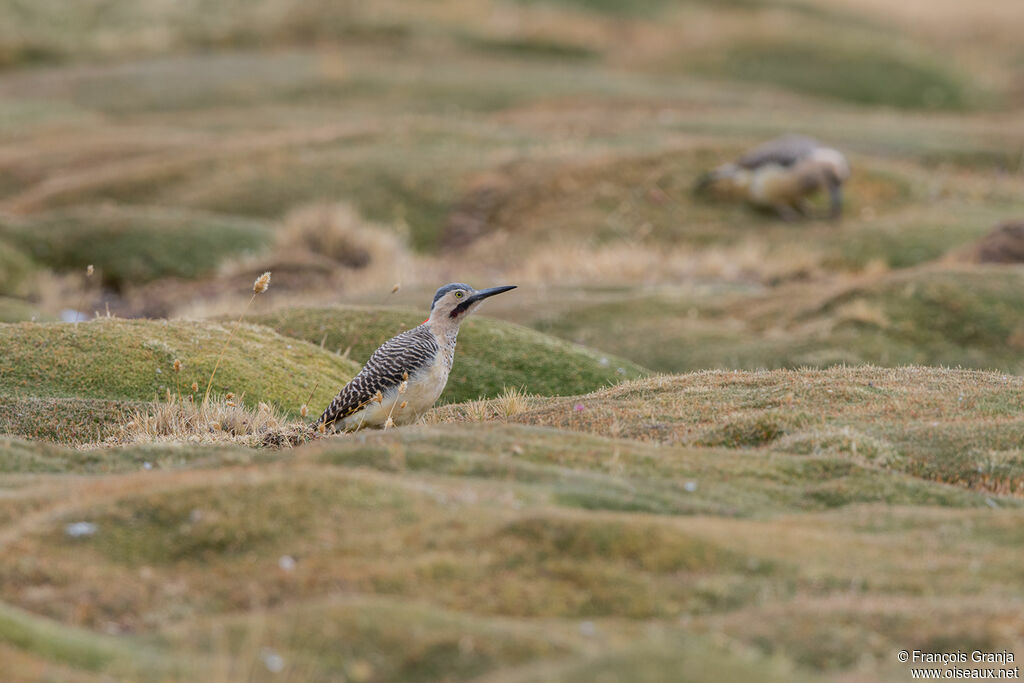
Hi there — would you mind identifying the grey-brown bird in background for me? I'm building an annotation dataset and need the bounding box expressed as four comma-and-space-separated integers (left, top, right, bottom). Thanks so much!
315, 283, 516, 432
695, 135, 850, 221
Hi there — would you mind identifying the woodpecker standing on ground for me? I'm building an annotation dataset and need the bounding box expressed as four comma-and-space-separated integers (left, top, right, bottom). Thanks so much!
315, 283, 516, 432
695, 135, 850, 220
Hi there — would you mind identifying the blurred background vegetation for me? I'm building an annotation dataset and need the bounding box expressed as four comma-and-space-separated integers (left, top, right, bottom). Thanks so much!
3, 1, 1024, 681
2, 0, 1024, 377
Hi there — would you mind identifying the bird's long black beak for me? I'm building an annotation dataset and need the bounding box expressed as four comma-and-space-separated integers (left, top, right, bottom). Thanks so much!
468, 285, 516, 304
451, 285, 516, 317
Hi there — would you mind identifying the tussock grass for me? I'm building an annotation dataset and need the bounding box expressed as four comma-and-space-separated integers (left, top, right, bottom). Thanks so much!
115, 395, 314, 449
424, 385, 534, 424
277, 202, 408, 272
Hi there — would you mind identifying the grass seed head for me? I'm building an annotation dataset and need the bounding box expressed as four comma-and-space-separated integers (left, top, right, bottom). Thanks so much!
300, 404, 308, 418
191, 381, 199, 393
253, 271, 271, 294
318, 422, 326, 434
400, 401, 407, 409
384, 416, 395, 429
374, 391, 383, 404
86, 264, 94, 278
391, 283, 400, 294
173, 359, 182, 373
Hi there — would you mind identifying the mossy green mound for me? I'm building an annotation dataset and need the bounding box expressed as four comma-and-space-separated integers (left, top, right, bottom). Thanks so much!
0, 397, 143, 445
0, 206, 271, 288
0, 319, 358, 420
312, 423, 997, 516
250, 306, 647, 404
2, 407, 1022, 682
488, 366, 1024, 495
0, 435, 281, 475
532, 267, 1024, 374
813, 267, 1024, 365
701, 39, 973, 110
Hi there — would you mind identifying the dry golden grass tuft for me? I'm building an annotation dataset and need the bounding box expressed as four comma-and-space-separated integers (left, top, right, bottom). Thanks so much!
279, 202, 409, 273
114, 394, 316, 448
477, 236, 827, 288
426, 385, 535, 424
832, 297, 892, 328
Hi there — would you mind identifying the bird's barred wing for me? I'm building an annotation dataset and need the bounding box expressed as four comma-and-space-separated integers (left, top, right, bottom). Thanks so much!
316, 325, 439, 427
736, 135, 820, 170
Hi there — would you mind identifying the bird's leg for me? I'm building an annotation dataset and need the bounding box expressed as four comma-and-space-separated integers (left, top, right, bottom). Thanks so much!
827, 181, 843, 222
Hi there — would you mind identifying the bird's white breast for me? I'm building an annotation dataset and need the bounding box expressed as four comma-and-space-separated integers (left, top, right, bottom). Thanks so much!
749, 164, 798, 205
398, 355, 451, 421
340, 337, 454, 430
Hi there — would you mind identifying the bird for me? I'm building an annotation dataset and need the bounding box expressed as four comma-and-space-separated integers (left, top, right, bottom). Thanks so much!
314, 283, 516, 432
694, 135, 850, 220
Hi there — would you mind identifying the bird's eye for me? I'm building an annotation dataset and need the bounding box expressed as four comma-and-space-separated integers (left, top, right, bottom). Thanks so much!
455, 291, 464, 298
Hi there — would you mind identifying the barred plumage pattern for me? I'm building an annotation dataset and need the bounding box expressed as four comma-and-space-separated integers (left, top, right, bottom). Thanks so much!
316, 324, 440, 429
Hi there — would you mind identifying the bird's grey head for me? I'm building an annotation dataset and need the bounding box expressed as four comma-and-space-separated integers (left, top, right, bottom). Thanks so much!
428, 282, 516, 324
808, 147, 850, 183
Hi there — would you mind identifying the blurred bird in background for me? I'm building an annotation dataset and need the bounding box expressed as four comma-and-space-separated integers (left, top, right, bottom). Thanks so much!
695, 135, 850, 221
